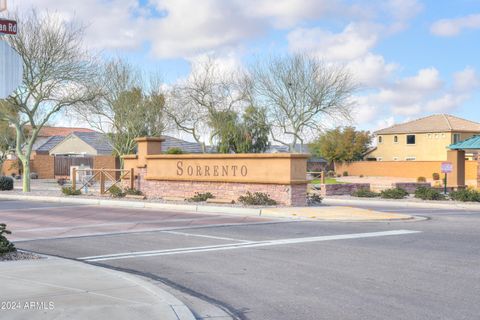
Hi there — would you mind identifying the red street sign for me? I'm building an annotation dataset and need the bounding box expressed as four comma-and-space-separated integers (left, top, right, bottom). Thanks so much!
441, 162, 453, 173
0, 19, 17, 35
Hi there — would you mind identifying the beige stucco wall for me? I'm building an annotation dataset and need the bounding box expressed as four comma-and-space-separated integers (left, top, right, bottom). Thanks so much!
368, 131, 479, 161
49, 135, 98, 156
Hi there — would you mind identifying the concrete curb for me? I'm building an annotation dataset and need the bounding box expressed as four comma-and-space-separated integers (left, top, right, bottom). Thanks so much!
323, 197, 480, 210
0, 193, 263, 216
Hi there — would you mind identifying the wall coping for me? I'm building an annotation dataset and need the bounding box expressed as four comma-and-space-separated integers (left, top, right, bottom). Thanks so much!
134, 137, 165, 142
144, 153, 310, 160
123, 155, 138, 159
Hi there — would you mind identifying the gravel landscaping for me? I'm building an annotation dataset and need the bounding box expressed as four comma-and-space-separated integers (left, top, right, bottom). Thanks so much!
0, 251, 43, 262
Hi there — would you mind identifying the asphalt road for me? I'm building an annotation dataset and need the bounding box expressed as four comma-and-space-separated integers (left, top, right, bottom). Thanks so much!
2, 199, 480, 320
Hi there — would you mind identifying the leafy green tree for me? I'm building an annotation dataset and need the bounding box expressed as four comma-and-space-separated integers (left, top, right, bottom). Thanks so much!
311, 127, 371, 164
209, 106, 271, 153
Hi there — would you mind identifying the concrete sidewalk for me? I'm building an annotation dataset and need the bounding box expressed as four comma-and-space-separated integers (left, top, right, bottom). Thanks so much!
0, 255, 195, 320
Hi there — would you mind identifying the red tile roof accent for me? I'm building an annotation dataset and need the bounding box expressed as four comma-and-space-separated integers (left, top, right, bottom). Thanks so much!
25, 126, 96, 137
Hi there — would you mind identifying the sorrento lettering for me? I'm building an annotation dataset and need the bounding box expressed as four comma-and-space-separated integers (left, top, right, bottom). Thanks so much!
176, 161, 248, 177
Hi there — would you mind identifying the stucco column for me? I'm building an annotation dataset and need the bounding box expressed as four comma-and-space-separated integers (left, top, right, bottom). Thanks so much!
135, 137, 164, 168
446, 150, 465, 188
477, 155, 480, 189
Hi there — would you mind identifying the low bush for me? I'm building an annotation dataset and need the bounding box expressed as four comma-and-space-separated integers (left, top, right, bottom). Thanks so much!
432, 172, 440, 181
359, 174, 364, 178
352, 188, 379, 198
449, 189, 480, 202
61, 186, 81, 196
307, 193, 323, 205
0, 176, 14, 191
165, 147, 184, 154
380, 188, 409, 199
109, 185, 125, 198
238, 192, 277, 206
414, 186, 446, 200
326, 170, 335, 178
189, 192, 214, 202
417, 176, 427, 183
342, 171, 349, 177
124, 188, 143, 196
0, 224, 16, 255
30, 172, 39, 179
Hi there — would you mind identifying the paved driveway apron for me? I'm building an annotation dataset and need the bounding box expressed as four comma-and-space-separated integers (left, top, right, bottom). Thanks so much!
2, 199, 480, 320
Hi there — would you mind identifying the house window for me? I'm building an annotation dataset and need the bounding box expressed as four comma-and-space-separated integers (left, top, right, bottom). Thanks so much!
406, 135, 416, 144
405, 157, 416, 161
378, 136, 383, 143
453, 133, 461, 144
394, 136, 398, 143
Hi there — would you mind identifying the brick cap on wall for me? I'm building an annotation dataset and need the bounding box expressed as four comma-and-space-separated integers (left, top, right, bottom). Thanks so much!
134, 137, 165, 142
146, 153, 310, 160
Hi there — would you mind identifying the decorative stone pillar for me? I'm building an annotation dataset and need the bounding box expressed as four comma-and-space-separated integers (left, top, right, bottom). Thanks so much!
446, 150, 466, 188
135, 137, 164, 168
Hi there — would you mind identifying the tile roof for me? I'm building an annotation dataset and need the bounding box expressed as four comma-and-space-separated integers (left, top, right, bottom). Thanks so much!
375, 114, 480, 135
26, 126, 96, 137
449, 135, 480, 150
35, 136, 64, 153
73, 132, 114, 155
160, 135, 206, 153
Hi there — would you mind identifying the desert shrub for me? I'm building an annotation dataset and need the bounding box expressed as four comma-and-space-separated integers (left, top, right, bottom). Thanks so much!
414, 186, 446, 200
307, 193, 323, 205
326, 170, 335, 178
432, 172, 440, 181
61, 186, 81, 196
380, 188, 409, 199
166, 147, 184, 154
0, 224, 16, 255
189, 192, 214, 202
417, 176, 427, 183
238, 192, 277, 206
57, 178, 67, 186
449, 189, 480, 202
30, 172, 39, 179
352, 188, 379, 198
125, 188, 143, 196
342, 171, 349, 176
0, 176, 14, 191
109, 185, 125, 198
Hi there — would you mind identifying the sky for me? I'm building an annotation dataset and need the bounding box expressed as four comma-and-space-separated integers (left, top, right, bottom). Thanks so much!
7, 0, 480, 134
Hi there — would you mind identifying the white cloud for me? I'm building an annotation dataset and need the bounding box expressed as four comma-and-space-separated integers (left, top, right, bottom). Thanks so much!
424, 94, 468, 113
287, 23, 379, 61
347, 53, 398, 87
453, 67, 480, 93
431, 13, 480, 37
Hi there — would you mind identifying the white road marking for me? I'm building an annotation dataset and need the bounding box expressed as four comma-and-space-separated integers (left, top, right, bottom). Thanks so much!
0, 205, 90, 212
12, 220, 290, 242
80, 229, 421, 262
162, 230, 250, 242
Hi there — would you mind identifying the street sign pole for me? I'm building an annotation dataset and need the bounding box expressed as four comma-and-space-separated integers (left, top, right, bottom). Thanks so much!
444, 173, 447, 195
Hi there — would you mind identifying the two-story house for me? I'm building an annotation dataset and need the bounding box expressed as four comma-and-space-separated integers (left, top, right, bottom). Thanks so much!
366, 114, 480, 161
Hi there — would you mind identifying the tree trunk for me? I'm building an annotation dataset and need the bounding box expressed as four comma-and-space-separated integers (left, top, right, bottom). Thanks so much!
21, 157, 31, 192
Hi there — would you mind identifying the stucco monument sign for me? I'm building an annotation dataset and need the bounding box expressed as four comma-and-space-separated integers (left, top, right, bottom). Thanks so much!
123, 137, 309, 206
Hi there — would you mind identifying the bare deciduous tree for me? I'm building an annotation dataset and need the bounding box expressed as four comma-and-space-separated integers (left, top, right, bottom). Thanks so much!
0, 11, 99, 191
251, 54, 356, 152
166, 58, 247, 152
74, 59, 168, 164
